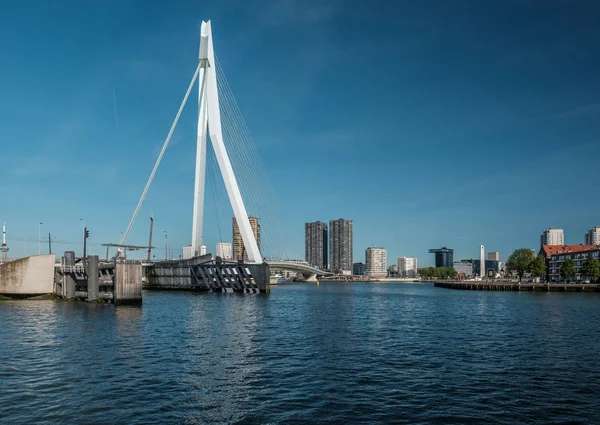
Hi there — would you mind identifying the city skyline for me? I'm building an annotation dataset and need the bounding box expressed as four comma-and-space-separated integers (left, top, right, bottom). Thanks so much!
1, 1, 599, 265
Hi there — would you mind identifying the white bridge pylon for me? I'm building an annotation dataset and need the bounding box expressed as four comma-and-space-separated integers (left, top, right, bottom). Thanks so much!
191, 21, 261, 263
120, 20, 262, 264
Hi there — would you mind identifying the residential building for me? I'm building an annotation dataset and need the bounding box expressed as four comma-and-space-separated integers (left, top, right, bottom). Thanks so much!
232, 216, 260, 262
216, 242, 232, 260
540, 228, 564, 249
487, 252, 499, 261
398, 256, 418, 278
353, 262, 365, 276
365, 247, 387, 277
544, 245, 600, 282
305, 221, 328, 270
584, 226, 600, 245
388, 264, 398, 277
428, 247, 454, 268
453, 260, 474, 277
329, 219, 353, 274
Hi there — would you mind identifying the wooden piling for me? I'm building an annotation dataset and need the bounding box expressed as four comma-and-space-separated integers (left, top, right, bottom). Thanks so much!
114, 260, 142, 305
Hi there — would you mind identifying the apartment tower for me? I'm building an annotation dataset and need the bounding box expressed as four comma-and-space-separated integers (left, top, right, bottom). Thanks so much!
305, 221, 328, 270
365, 247, 387, 277
232, 217, 260, 262
329, 219, 353, 274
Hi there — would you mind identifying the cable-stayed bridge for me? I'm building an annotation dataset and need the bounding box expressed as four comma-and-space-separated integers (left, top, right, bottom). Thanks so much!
119, 21, 326, 292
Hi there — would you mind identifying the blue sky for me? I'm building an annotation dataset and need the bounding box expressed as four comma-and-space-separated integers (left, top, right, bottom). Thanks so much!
1, 0, 599, 265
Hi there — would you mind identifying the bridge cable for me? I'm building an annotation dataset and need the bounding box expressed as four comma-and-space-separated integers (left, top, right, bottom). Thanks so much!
215, 56, 292, 260
120, 64, 200, 246
221, 71, 290, 260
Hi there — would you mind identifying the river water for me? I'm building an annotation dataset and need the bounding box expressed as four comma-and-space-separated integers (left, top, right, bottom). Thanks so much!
1, 283, 599, 424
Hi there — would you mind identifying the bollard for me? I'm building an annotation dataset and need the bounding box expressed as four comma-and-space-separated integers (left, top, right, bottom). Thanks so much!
87, 255, 99, 302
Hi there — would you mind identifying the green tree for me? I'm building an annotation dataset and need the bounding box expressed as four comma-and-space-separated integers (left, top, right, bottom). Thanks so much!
447, 267, 457, 279
560, 259, 576, 282
507, 248, 536, 282
420, 267, 433, 279
529, 254, 547, 281
580, 258, 600, 282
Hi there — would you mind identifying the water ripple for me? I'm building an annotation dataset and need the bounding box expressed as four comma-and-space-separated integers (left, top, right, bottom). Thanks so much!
1, 284, 600, 424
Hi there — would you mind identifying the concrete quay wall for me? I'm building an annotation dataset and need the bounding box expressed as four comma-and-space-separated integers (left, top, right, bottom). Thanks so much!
0, 254, 56, 297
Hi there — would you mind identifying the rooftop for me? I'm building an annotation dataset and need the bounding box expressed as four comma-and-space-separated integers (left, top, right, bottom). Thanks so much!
541, 244, 599, 257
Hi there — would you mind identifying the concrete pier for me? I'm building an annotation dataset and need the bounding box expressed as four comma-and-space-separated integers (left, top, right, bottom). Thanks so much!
0, 254, 56, 298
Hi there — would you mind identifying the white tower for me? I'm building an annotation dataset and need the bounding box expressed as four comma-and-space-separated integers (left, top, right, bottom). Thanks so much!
1, 223, 9, 264
190, 21, 262, 263
480, 245, 485, 278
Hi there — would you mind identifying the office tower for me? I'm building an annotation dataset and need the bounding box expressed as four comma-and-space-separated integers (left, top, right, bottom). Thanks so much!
353, 262, 365, 276
232, 216, 260, 262
329, 219, 353, 274
216, 242, 233, 260
428, 247, 454, 268
540, 228, 564, 248
365, 247, 387, 277
398, 256, 418, 278
584, 226, 600, 245
487, 252, 499, 261
305, 221, 328, 270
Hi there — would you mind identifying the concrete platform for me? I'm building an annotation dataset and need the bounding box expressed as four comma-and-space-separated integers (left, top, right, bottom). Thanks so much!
0, 254, 56, 298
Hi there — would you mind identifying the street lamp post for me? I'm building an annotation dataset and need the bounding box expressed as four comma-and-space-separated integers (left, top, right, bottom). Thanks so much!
38, 222, 43, 255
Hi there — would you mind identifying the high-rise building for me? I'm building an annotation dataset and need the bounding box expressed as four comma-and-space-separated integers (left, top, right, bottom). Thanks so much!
428, 247, 454, 268
365, 247, 387, 277
540, 228, 564, 248
329, 219, 353, 274
305, 221, 328, 270
584, 226, 600, 245
216, 242, 233, 260
487, 252, 499, 261
398, 256, 418, 278
353, 262, 365, 276
232, 217, 260, 262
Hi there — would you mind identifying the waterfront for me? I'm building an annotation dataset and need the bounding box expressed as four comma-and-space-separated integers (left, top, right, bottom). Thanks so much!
2, 283, 600, 424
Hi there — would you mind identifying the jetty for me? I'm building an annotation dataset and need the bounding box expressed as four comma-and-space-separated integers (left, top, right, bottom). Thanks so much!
435, 281, 600, 292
